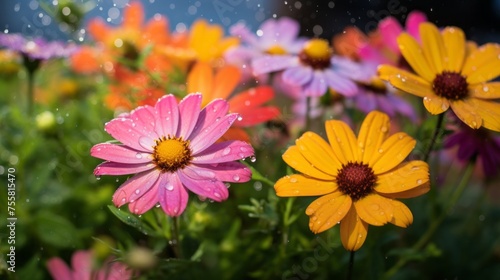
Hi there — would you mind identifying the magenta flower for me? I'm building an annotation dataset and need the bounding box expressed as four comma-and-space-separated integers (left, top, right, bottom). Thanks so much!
252, 38, 361, 97
46, 250, 133, 280
91, 93, 254, 216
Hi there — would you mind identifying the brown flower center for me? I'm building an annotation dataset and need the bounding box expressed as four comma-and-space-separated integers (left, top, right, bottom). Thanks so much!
153, 136, 192, 172
432, 71, 468, 100
336, 162, 377, 201
299, 39, 332, 70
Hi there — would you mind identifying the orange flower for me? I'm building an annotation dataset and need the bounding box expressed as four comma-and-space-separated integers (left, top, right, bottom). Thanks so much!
187, 62, 280, 142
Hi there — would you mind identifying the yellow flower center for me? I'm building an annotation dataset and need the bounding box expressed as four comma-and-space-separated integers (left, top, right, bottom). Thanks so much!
299, 39, 332, 69
266, 45, 287, 55
336, 162, 377, 201
152, 136, 192, 172
432, 71, 469, 100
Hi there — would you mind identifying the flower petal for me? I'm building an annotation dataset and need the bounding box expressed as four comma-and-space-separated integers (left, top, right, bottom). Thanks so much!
466, 56, 500, 84
189, 162, 251, 182
229, 86, 274, 110
178, 171, 229, 202
235, 106, 280, 127
129, 105, 157, 136
177, 93, 202, 139
154, 95, 180, 137
340, 207, 368, 251
187, 98, 229, 142
397, 33, 436, 81
282, 66, 313, 86
325, 120, 360, 163
252, 55, 297, 76
354, 194, 394, 226
91, 143, 151, 164
112, 170, 160, 207
187, 62, 214, 99
105, 117, 155, 152
387, 70, 433, 98
158, 173, 189, 216
423, 95, 450, 114
72, 251, 93, 280
378, 16, 404, 54
296, 131, 342, 176
376, 160, 429, 194
357, 111, 390, 164
450, 99, 482, 129
389, 200, 413, 228
382, 182, 430, 199
470, 82, 500, 99
127, 182, 160, 215
420, 22, 446, 73
304, 71, 328, 97
462, 43, 500, 77
370, 133, 416, 174
192, 140, 254, 163
47, 258, 74, 280
275, 174, 338, 197
283, 145, 336, 180
94, 162, 155, 176
305, 192, 352, 234
324, 69, 358, 96
470, 98, 500, 132
122, 1, 143, 29
442, 27, 466, 72
212, 64, 241, 100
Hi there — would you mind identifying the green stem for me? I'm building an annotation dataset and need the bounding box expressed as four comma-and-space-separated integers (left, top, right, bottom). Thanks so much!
171, 216, 183, 259
384, 162, 474, 279
27, 70, 35, 116
305, 96, 312, 132
423, 113, 445, 162
347, 250, 355, 280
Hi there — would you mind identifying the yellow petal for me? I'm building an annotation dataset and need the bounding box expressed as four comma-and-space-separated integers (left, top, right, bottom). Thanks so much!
466, 57, 500, 84
295, 132, 342, 176
470, 98, 500, 132
389, 200, 413, 228
442, 27, 466, 72
378, 64, 403, 81
325, 120, 360, 163
423, 95, 450, 114
370, 133, 416, 174
275, 174, 337, 197
397, 33, 436, 81
450, 99, 482, 129
283, 146, 335, 180
340, 207, 368, 251
462, 43, 500, 76
357, 111, 390, 164
382, 67, 433, 98
376, 160, 430, 194
354, 194, 394, 226
420, 22, 446, 73
306, 192, 352, 234
187, 62, 214, 102
383, 182, 430, 199
470, 82, 500, 99
212, 65, 241, 100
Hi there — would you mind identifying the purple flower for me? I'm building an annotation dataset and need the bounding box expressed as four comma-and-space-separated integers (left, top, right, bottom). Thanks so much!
252, 38, 362, 97
0, 33, 78, 61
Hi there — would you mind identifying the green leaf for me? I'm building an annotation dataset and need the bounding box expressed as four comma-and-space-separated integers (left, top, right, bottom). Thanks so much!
107, 205, 157, 236
34, 211, 81, 249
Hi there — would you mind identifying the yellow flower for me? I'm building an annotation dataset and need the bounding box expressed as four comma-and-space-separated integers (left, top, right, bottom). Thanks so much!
378, 22, 500, 131
274, 111, 430, 251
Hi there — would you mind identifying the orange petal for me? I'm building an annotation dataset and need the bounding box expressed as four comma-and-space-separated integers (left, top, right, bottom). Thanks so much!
143, 17, 170, 45
282, 145, 335, 180
234, 107, 280, 127
88, 19, 110, 43
212, 64, 241, 100
325, 120, 360, 163
383, 182, 430, 199
275, 174, 338, 197
123, 1, 144, 30
354, 194, 394, 226
470, 98, 500, 132
376, 160, 429, 194
420, 22, 446, 73
397, 33, 436, 81
423, 95, 450, 114
357, 111, 390, 164
462, 43, 500, 76
306, 192, 352, 234
442, 27, 466, 72
450, 99, 482, 129
187, 62, 214, 102
340, 207, 368, 251
389, 200, 413, 228
295, 132, 342, 177
229, 86, 274, 110
370, 133, 416, 174
219, 127, 250, 142
469, 82, 500, 99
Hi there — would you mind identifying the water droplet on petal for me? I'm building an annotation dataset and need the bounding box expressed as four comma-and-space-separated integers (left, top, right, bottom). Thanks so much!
250, 156, 256, 162
222, 147, 231, 155
483, 86, 489, 92
213, 192, 221, 198
233, 174, 240, 181
378, 148, 384, 153
135, 153, 143, 159
380, 126, 388, 132
290, 177, 298, 183
417, 179, 423, 184
135, 189, 140, 194
166, 184, 174, 191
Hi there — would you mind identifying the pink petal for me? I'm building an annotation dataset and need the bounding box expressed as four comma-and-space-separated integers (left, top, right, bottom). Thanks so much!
178, 171, 229, 202
358, 44, 390, 65
158, 173, 189, 216
282, 66, 313, 86
188, 162, 251, 182
192, 140, 254, 164
251, 55, 297, 76
177, 93, 202, 139
112, 170, 160, 207
46, 258, 73, 280
94, 161, 154, 176
71, 251, 93, 280
154, 94, 179, 138
188, 99, 229, 142
104, 118, 155, 152
100, 260, 133, 280
91, 143, 152, 164
128, 180, 160, 215
129, 105, 157, 136
190, 113, 239, 152
304, 71, 328, 97
379, 16, 404, 54
406, 11, 427, 40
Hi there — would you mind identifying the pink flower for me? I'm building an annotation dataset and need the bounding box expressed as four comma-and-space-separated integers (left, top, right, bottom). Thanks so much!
46, 250, 133, 280
91, 93, 254, 216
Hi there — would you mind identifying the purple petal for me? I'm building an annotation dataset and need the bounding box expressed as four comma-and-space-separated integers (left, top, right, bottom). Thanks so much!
387, 93, 417, 121
94, 161, 155, 176
324, 69, 358, 96
230, 22, 259, 46
177, 93, 202, 139
224, 46, 259, 65
304, 71, 328, 97
251, 55, 297, 76
189, 162, 251, 183
105, 118, 155, 152
375, 94, 396, 117
158, 173, 189, 216
190, 113, 239, 153
178, 171, 229, 202
443, 132, 464, 149
378, 16, 403, 54
331, 56, 374, 82
282, 66, 313, 86
260, 18, 280, 44
192, 140, 254, 164
91, 143, 151, 164
154, 95, 179, 137
128, 182, 160, 214
111, 169, 160, 207
354, 91, 377, 113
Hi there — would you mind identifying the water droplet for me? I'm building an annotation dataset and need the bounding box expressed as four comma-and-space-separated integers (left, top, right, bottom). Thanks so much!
240, 146, 247, 152
237, 116, 243, 121
121, 198, 126, 203
250, 156, 256, 162
135, 153, 143, 159
398, 134, 404, 139
215, 117, 221, 122
472, 121, 478, 127
290, 177, 298, 183
380, 126, 388, 132
294, 189, 300, 194
371, 204, 380, 210
225, 183, 231, 188
379, 211, 385, 215
233, 174, 240, 181
96, 176, 101, 180
166, 184, 174, 191
222, 147, 231, 155
135, 189, 140, 194
253, 181, 262, 191
378, 148, 384, 153
417, 179, 423, 184
213, 192, 222, 198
